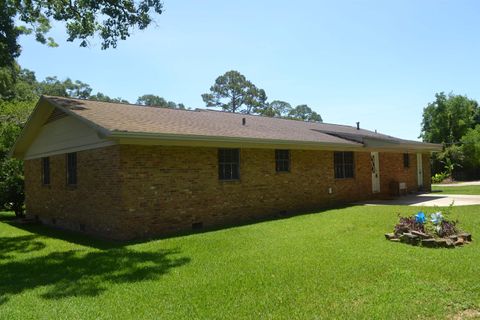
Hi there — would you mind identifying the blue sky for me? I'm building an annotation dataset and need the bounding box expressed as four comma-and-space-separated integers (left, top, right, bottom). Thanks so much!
18, 0, 480, 140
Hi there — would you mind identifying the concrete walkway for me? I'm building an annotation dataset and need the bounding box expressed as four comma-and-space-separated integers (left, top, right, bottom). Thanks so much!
432, 181, 480, 187
356, 193, 480, 207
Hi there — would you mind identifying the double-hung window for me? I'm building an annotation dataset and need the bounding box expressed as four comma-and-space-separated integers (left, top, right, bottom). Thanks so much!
41, 157, 50, 185
218, 149, 240, 180
334, 151, 354, 179
275, 149, 290, 172
66, 153, 77, 185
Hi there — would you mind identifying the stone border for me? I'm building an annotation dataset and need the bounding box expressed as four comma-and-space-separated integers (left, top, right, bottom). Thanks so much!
385, 231, 472, 248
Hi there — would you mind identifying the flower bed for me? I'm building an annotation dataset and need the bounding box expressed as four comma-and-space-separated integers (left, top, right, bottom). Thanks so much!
385, 203, 472, 248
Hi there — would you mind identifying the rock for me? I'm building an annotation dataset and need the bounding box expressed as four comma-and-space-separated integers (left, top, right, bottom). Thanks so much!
385, 233, 396, 240
446, 239, 455, 248
458, 233, 472, 242
403, 233, 420, 245
422, 238, 437, 248
411, 230, 430, 239
455, 238, 465, 246
390, 238, 401, 242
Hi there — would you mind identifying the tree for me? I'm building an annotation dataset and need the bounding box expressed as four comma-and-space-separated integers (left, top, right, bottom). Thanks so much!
137, 94, 187, 109
137, 94, 168, 107
288, 104, 323, 122
420, 92, 479, 144
38, 77, 92, 98
0, 158, 24, 217
0, 1, 21, 68
0, 100, 31, 216
244, 86, 267, 115
461, 125, 480, 169
259, 100, 292, 118
90, 92, 129, 103
1, 0, 163, 68
202, 70, 266, 114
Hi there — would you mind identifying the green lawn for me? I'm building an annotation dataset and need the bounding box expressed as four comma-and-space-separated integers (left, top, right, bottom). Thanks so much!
432, 185, 480, 195
1, 206, 479, 320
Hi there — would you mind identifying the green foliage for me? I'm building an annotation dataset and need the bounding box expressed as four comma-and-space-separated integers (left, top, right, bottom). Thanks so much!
421, 92, 480, 177
288, 104, 323, 122
0, 1, 21, 67
89, 92, 129, 103
435, 145, 464, 178
0, 159, 24, 216
431, 172, 448, 184
202, 70, 267, 114
259, 100, 292, 117
0, 100, 31, 216
1, 0, 163, 68
461, 125, 480, 169
420, 92, 479, 144
38, 77, 92, 99
137, 94, 187, 109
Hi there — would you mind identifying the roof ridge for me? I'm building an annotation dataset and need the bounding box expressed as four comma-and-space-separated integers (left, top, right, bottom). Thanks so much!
43, 95, 203, 113
197, 108, 329, 125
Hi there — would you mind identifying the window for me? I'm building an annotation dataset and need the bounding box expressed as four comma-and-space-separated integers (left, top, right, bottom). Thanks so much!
218, 148, 240, 180
41, 157, 50, 185
334, 151, 354, 179
275, 149, 290, 172
66, 153, 77, 185
403, 153, 410, 168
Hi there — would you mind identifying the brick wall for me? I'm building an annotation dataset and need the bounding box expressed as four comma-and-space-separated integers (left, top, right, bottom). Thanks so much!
24, 145, 125, 239
24, 145, 431, 240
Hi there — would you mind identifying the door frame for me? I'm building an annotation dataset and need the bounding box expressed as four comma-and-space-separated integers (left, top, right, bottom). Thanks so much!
371, 152, 380, 193
417, 153, 423, 189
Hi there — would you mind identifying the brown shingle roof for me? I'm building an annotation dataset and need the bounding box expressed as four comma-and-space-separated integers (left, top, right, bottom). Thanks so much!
44, 95, 440, 150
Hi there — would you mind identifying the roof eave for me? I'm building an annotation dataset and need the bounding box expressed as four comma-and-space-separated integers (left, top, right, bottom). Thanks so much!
363, 137, 442, 152
108, 131, 365, 151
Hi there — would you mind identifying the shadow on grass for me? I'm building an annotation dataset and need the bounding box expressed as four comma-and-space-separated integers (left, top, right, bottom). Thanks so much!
5, 222, 123, 250
0, 241, 190, 304
0, 235, 46, 259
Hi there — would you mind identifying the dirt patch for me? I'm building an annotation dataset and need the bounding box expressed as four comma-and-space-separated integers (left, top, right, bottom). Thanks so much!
450, 309, 480, 320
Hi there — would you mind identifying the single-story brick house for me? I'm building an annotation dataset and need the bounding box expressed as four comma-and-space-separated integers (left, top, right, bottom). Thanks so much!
12, 95, 441, 240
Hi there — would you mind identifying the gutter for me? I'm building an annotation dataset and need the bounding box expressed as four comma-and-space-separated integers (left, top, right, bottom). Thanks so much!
108, 131, 442, 152
107, 131, 365, 150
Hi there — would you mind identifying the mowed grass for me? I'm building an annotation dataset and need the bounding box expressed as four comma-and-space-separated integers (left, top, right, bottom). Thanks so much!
1, 206, 480, 320
432, 184, 480, 195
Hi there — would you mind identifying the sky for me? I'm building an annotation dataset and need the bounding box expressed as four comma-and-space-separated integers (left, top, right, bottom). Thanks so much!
17, 0, 480, 141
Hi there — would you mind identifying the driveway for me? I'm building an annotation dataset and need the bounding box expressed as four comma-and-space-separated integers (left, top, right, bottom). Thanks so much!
356, 193, 480, 206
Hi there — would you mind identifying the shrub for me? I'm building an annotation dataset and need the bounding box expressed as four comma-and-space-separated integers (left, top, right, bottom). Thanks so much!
432, 172, 448, 184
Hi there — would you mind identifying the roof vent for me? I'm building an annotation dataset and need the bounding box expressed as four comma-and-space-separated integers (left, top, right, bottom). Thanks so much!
242, 118, 246, 126
356, 122, 360, 130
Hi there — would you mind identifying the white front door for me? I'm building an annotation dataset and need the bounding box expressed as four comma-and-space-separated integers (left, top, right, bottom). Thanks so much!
417, 153, 423, 189
371, 152, 380, 193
